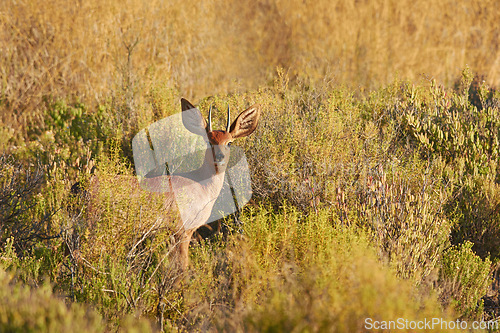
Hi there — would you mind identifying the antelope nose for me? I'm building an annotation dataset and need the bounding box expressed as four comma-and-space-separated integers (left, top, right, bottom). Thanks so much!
215, 152, 225, 162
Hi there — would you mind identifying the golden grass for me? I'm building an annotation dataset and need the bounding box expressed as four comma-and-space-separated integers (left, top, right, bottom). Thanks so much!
1, 0, 500, 135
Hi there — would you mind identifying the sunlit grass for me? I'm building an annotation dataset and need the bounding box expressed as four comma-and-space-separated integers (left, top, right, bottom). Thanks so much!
1, 0, 499, 139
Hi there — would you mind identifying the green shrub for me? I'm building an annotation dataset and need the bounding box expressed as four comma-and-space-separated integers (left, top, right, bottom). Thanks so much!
0, 266, 104, 332
439, 241, 491, 319
396, 68, 500, 260
0, 154, 59, 254
0, 241, 156, 332
355, 156, 451, 283
61, 143, 183, 330
186, 205, 453, 332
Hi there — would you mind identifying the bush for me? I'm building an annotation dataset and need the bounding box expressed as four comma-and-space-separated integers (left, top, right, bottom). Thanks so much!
0, 266, 105, 332
397, 68, 500, 260
0, 154, 58, 254
0, 241, 156, 332
186, 206, 452, 332
439, 241, 491, 319
355, 157, 451, 283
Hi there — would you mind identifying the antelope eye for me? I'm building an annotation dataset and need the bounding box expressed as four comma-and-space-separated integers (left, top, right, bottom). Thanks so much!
227, 142, 232, 147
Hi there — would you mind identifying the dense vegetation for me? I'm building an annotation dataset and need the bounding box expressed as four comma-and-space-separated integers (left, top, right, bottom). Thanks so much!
1, 0, 499, 332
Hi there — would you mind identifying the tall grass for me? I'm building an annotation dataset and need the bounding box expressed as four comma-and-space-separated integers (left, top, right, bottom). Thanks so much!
1, 0, 499, 142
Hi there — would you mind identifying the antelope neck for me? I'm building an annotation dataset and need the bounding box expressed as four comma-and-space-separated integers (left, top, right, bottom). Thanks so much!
179, 147, 227, 196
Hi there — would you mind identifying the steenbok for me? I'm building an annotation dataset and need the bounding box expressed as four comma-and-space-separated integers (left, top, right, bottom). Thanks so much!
133, 98, 261, 271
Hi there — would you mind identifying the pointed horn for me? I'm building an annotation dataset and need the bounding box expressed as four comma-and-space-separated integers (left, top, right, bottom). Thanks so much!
208, 104, 212, 132
226, 105, 231, 132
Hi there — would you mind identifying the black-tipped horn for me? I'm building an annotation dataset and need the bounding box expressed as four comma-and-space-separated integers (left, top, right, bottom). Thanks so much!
226, 105, 231, 132
208, 104, 213, 132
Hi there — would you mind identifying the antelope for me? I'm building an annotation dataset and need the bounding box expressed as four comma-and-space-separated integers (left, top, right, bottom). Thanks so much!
136, 98, 261, 271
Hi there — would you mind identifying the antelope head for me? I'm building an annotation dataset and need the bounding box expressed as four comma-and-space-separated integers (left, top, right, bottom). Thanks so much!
180, 98, 261, 174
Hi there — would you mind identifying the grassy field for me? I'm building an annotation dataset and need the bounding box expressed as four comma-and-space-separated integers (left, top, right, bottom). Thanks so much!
1, 0, 500, 331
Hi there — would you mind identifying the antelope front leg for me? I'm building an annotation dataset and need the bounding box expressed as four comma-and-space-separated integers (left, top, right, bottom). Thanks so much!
174, 228, 196, 272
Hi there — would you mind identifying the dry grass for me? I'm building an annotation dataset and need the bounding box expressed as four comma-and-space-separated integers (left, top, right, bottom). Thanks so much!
1, 0, 500, 137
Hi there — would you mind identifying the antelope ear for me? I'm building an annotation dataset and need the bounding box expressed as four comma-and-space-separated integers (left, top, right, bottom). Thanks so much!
229, 104, 261, 138
181, 98, 207, 136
